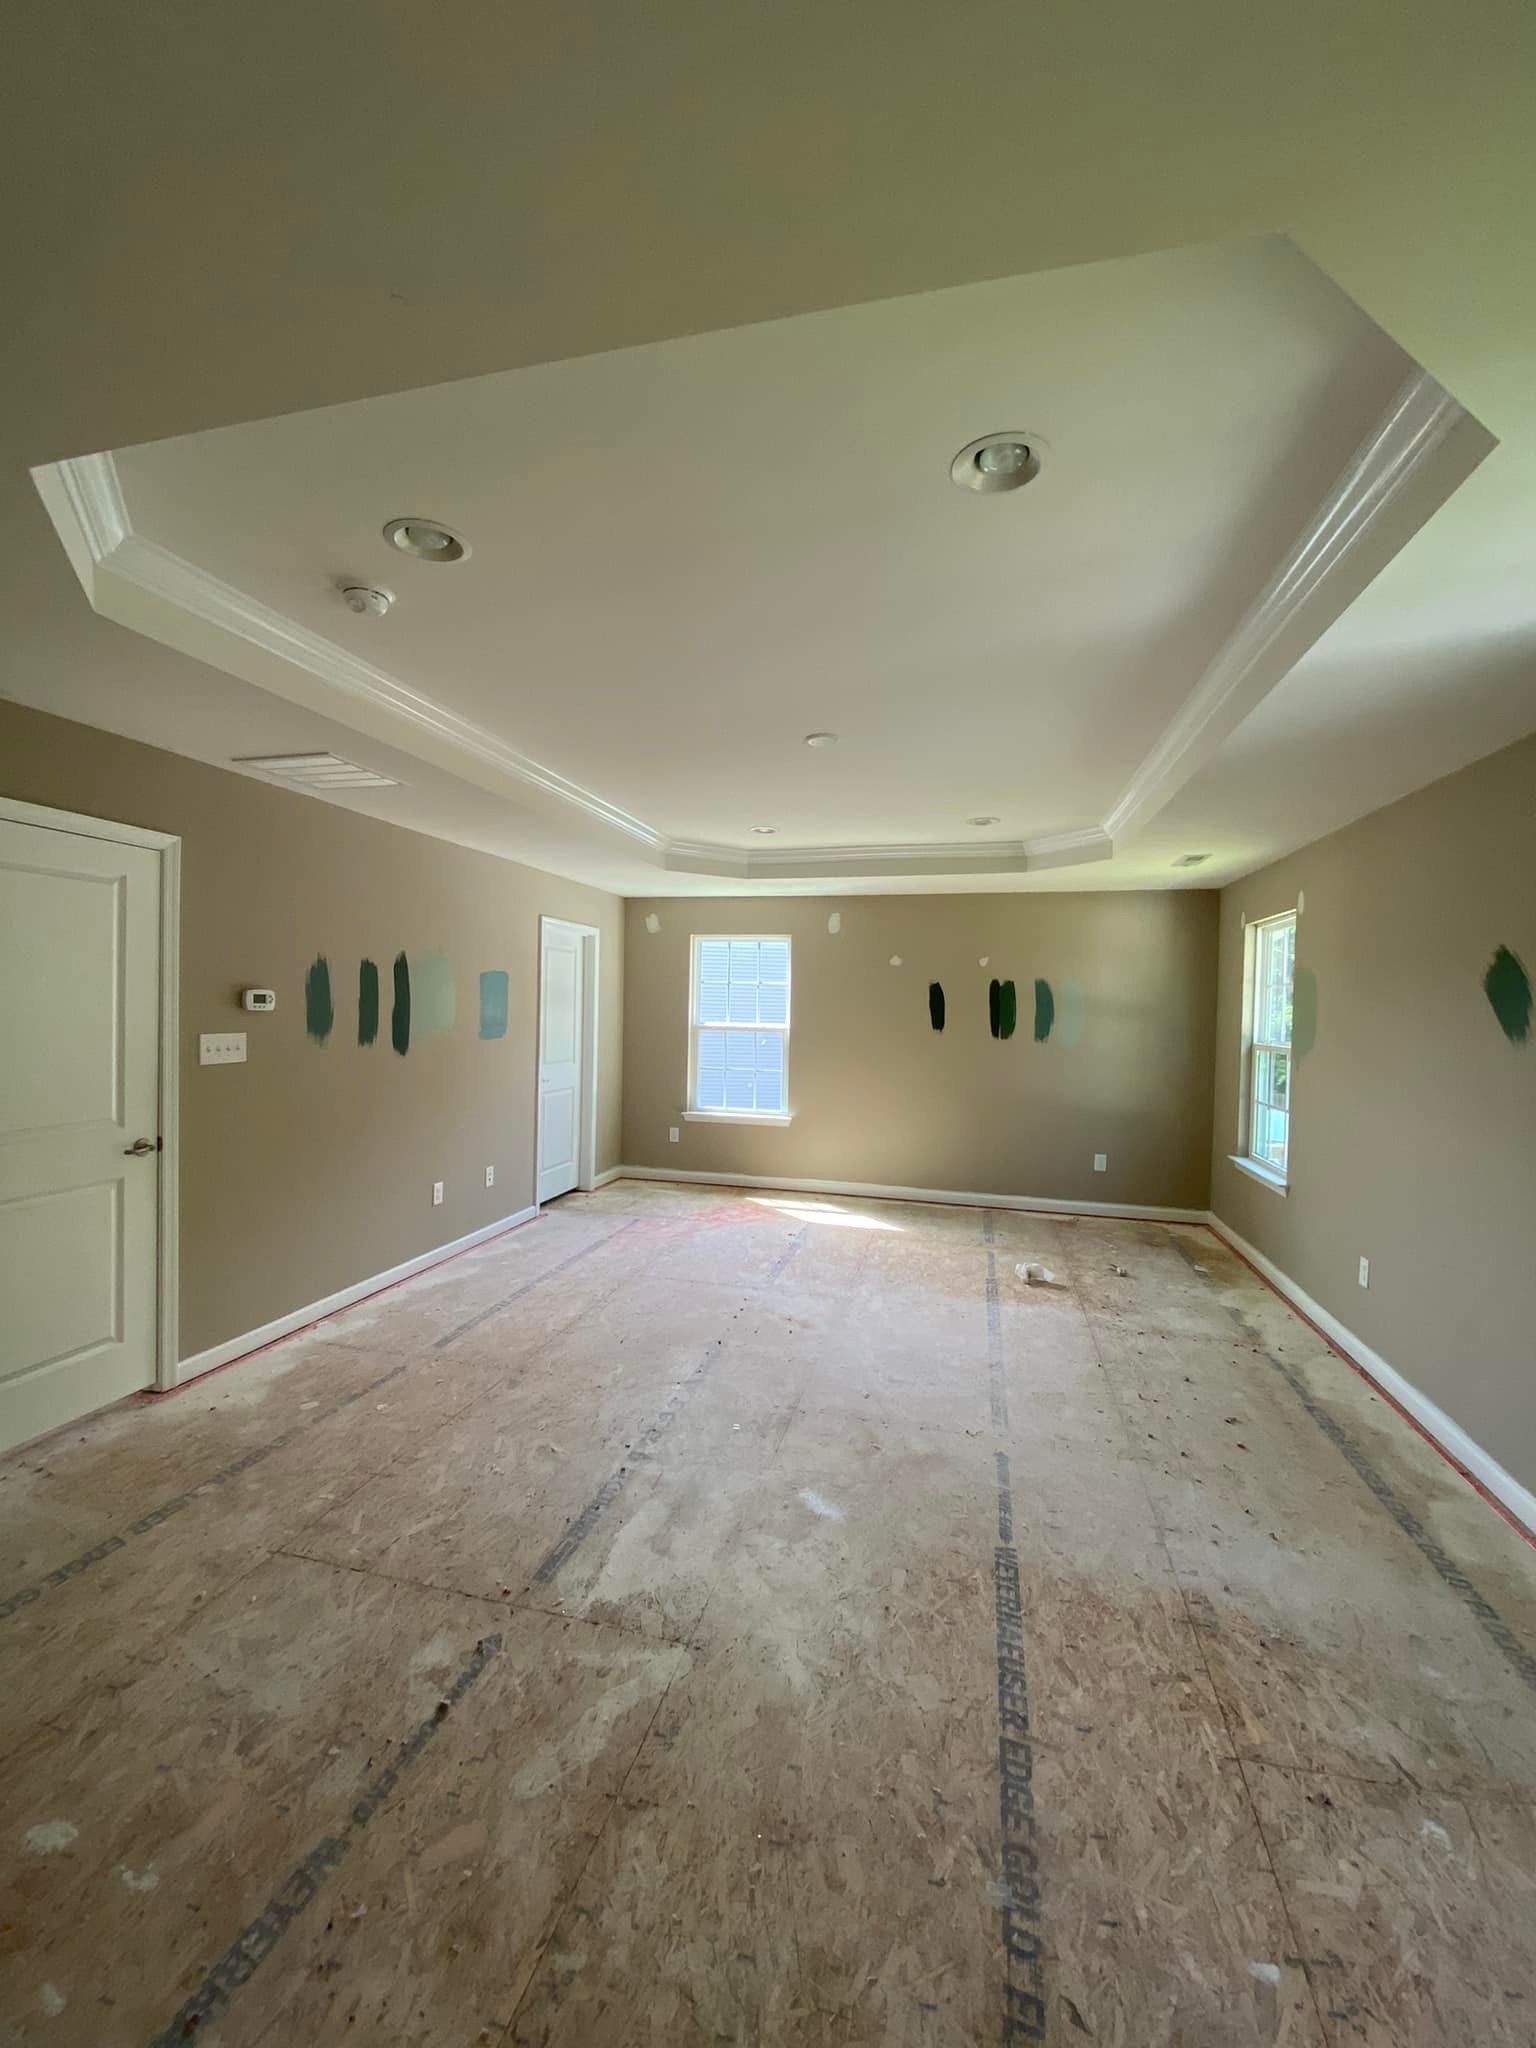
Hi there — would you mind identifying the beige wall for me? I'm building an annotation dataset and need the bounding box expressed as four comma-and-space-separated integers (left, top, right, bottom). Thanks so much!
1212, 730, 1536, 1495
623, 892, 1217, 1210
0, 700, 623, 1360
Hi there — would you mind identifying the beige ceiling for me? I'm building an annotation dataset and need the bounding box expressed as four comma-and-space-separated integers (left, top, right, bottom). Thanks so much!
4, 0, 1534, 894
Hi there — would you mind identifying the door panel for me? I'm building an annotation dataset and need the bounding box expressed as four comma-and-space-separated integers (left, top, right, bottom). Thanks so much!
537, 924, 585, 1204
0, 818, 161, 1451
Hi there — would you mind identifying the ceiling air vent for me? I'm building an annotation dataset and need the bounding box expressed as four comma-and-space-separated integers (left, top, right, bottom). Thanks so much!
1172, 852, 1210, 868
233, 752, 399, 790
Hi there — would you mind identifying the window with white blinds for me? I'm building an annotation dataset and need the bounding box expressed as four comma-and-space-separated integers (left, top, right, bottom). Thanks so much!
688, 937, 791, 1119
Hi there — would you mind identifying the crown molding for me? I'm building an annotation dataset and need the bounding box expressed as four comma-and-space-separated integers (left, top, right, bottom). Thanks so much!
32, 373, 1471, 885
1104, 369, 1467, 845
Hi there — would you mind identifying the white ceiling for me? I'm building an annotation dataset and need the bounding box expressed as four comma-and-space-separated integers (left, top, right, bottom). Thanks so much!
28, 235, 1518, 894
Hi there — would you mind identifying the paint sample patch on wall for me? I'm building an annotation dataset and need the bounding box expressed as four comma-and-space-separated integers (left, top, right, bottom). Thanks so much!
1484, 945, 1532, 1044
930, 974, 1084, 1045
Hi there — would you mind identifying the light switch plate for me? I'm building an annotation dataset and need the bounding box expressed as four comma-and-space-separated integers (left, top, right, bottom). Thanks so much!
199, 1033, 246, 1065
485, 1165, 495, 1188
1358, 1256, 1370, 1288
432, 1181, 444, 1206
1093, 1152, 1107, 1172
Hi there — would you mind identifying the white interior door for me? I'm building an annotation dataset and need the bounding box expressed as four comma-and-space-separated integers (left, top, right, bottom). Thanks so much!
0, 817, 163, 1452
537, 921, 585, 1204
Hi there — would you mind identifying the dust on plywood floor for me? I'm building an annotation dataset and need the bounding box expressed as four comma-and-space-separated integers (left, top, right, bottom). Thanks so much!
2, 1181, 1534, 2045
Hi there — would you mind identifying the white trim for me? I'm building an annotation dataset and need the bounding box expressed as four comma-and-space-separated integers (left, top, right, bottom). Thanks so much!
616, 1165, 1206, 1224
1206, 1213, 1536, 1538
588, 1165, 624, 1189
1105, 370, 1466, 846
536, 917, 601, 1202
1228, 1153, 1287, 1196
31, 374, 1470, 880
682, 1109, 795, 1127
0, 796, 181, 1394
174, 1205, 538, 1384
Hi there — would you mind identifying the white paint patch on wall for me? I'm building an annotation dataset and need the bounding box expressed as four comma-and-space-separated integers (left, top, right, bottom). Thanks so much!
889, 955, 903, 967
119, 1866, 160, 1893
1247, 1963, 1281, 1987
826, 911, 841, 934
644, 912, 661, 934
41, 1986, 67, 2018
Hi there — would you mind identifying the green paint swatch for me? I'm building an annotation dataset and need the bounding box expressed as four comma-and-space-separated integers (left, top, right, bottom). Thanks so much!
1033, 978, 1054, 1042
413, 951, 457, 1039
988, 978, 1001, 1039
1057, 977, 1085, 1049
391, 952, 411, 1056
479, 969, 509, 1040
1484, 945, 1531, 1043
304, 956, 333, 1044
998, 979, 1017, 1040
928, 981, 945, 1032
1292, 965, 1318, 1059
357, 958, 379, 1047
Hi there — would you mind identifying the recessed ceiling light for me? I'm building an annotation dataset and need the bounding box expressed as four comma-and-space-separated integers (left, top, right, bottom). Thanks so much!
803, 732, 839, 748
750, 825, 779, 835
950, 433, 1041, 495
383, 516, 470, 562
968, 815, 1001, 827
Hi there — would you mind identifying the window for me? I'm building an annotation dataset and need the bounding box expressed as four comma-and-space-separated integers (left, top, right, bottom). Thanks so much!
1244, 910, 1295, 1181
687, 936, 791, 1122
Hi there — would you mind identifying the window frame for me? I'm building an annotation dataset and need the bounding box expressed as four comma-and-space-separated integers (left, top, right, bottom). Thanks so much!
1232, 908, 1296, 1194
683, 933, 794, 1127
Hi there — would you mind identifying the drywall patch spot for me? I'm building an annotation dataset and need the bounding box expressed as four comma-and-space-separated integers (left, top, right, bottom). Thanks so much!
40, 1986, 66, 2018
304, 956, 334, 1044
1484, 945, 1531, 1043
978, 955, 990, 967
644, 913, 661, 934
827, 911, 842, 935
119, 1866, 160, 1893
25, 1820, 78, 1854
478, 969, 509, 1041
889, 955, 903, 967
928, 981, 945, 1032
1292, 965, 1319, 1058
1248, 1963, 1281, 1987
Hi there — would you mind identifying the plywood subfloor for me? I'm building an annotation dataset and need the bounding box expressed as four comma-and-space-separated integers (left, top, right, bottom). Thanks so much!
2, 1182, 1534, 2045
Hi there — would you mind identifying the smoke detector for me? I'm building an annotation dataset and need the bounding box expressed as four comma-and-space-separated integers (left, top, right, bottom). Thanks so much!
339, 584, 394, 618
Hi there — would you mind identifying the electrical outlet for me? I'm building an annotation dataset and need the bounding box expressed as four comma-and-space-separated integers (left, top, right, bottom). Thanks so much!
1358, 1256, 1370, 1289
199, 1033, 247, 1065
485, 1165, 495, 1188
1093, 1152, 1107, 1173
432, 1181, 444, 1207
669, 1126, 680, 1143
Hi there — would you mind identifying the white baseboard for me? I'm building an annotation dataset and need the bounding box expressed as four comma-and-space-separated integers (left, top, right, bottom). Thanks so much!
174, 1205, 539, 1386
1207, 1213, 1536, 1538
587, 1166, 624, 1189
617, 1165, 1206, 1225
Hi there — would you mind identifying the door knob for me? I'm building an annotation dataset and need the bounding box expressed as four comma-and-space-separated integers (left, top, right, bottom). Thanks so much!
124, 1137, 159, 1156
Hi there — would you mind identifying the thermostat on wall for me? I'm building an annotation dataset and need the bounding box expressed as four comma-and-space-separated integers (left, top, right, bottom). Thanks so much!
241, 988, 277, 1012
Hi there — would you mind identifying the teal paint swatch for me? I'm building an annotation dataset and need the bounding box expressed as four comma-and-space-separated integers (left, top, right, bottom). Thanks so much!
1292, 965, 1318, 1059
1056, 977, 1085, 1049
1033, 978, 1055, 1043
1484, 945, 1531, 1043
998, 979, 1017, 1040
928, 981, 945, 1032
391, 952, 411, 1056
413, 951, 457, 1039
479, 969, 510, 1040
357, 958, 379, 1047
304, 956, 333, 1044
988, 979, 1001, 1039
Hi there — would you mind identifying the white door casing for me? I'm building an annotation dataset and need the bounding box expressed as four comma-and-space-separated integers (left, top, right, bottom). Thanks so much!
536, 918, 598, 1204
0, 814, 166, 1451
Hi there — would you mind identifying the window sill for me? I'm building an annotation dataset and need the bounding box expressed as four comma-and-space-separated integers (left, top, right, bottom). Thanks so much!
1229, 1153, 1288, 1196
682, 1109, 795, 1128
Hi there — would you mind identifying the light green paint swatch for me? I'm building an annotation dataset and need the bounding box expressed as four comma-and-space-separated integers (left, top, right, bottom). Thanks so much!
412, 951, 457, 1039
1056, 978, 1085, 1048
